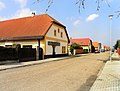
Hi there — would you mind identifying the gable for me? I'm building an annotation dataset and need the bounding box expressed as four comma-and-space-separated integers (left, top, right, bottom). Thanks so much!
45, 23, 69, 42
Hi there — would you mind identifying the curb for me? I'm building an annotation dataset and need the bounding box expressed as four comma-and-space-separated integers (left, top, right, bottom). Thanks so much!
0, 55, 82, 71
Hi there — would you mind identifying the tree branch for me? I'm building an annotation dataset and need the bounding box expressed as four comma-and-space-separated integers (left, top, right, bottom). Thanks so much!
33, 0, 112, 14
45, 0, 53, 13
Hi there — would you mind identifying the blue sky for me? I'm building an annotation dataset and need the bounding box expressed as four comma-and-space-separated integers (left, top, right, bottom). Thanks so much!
0, 0, 120, 47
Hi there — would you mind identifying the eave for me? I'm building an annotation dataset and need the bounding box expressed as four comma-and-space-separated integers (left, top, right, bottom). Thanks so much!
0, 36, 44, 42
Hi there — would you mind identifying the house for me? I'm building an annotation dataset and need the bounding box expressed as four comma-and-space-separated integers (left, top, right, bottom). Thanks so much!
70, 38, 92, 53
103, 45, 110, 51
92, 42, 102, 51
92, 42, 99, 50
0, 14, 70, 60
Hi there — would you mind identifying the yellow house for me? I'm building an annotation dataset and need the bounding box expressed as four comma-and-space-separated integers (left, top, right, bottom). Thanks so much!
92, 42, 99, 50
70, 38, 92, 53
0, 14, 70, 60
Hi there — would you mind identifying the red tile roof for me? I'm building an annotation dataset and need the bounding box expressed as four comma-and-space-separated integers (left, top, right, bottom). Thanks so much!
92, 42, 99, 48
0, 14, 69, 41
70, 38, 91, 46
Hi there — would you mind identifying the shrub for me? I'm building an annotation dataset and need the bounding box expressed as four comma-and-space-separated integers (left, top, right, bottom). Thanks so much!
71, 43, 83, 49
114, 40, 120, 49
70, 43, 83, 55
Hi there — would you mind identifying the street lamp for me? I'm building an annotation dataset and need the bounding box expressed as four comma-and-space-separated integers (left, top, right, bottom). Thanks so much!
108, 14, 113, 62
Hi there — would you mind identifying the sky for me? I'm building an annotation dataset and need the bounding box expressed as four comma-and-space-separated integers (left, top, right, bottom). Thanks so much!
0, 0, 120, 47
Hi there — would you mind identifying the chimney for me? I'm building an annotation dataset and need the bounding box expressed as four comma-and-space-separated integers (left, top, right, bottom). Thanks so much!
32, 12, 36, 17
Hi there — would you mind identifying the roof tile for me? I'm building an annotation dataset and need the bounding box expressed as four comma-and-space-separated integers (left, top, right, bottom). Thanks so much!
0, 14, 64, 39
92, 42, 99, 48
70, 38, 91, 46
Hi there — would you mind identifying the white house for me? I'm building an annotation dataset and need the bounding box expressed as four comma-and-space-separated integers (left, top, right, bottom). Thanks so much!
0, 14, 70, 60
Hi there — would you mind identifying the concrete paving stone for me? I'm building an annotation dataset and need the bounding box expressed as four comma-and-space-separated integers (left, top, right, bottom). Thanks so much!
90, 79, 120, 91
90, 60, 120, 91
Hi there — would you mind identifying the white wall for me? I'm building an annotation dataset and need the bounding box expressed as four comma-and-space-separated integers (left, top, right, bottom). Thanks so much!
45, 24, 68, 55
0, 40, 45, 50
46, 24, 68, 40
46, 39, 68, 55
0, 42, 5, 47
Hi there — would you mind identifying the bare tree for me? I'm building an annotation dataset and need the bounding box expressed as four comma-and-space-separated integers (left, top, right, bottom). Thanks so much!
34, 0, 120, 17
34, 0, 112, 13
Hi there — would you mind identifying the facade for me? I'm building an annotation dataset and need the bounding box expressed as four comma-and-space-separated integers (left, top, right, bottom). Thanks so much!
92, 42, 102, 51
70, 38, 92, 53
92, 42, 99, 50
0, 14, 70, 59
103, 45, 110, 51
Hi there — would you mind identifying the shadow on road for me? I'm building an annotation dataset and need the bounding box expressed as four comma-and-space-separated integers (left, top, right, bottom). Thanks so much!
76, 75, 97, 91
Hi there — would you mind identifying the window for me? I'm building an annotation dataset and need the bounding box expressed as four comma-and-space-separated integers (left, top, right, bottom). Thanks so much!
58, 28, 60, 33
23, 45, 32, 48
54, 30, 56, 36
62, 46, 66, 53
61, 32, 63, 38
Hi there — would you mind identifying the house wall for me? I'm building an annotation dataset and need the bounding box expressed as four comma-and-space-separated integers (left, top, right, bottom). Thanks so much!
45, 39, 67, 55
95, 47, 98, 50
45, 24, 68, 55
0, 40, 45, 53
81, 44, 92, 53
81, 46, 89, 50
0, 42, 5, 47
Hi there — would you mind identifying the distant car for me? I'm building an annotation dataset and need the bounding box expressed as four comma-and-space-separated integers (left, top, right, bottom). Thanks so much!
95, 50, 100, 53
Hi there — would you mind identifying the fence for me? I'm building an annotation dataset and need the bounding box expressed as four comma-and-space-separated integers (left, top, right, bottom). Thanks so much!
19, 48, 36, 62
0, 47, 36, 62
0, 47, 18, 61
75, 49, 84, 54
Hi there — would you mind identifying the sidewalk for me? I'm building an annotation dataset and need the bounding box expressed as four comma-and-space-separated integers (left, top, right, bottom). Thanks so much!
0, 54, 87, 71
90, 52, 120, 91
0, 57, 69, 71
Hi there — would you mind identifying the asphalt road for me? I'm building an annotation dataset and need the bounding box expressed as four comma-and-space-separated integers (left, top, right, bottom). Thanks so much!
0, 52, 109, 91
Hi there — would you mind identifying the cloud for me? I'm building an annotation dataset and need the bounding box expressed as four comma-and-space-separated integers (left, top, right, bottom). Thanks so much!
15, 0, 27, 8
13, 0, 34, 19
73, 20, 81, 27
0, 0, 34, 21
0, 1, 5, 10
0, 8, 34, 21
11, 8, 33, 19
86, 14, 99, 22
0, 16, 7, 21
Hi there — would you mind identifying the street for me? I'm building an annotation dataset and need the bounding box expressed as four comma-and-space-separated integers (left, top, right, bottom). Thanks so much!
0, 52, 109, 91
